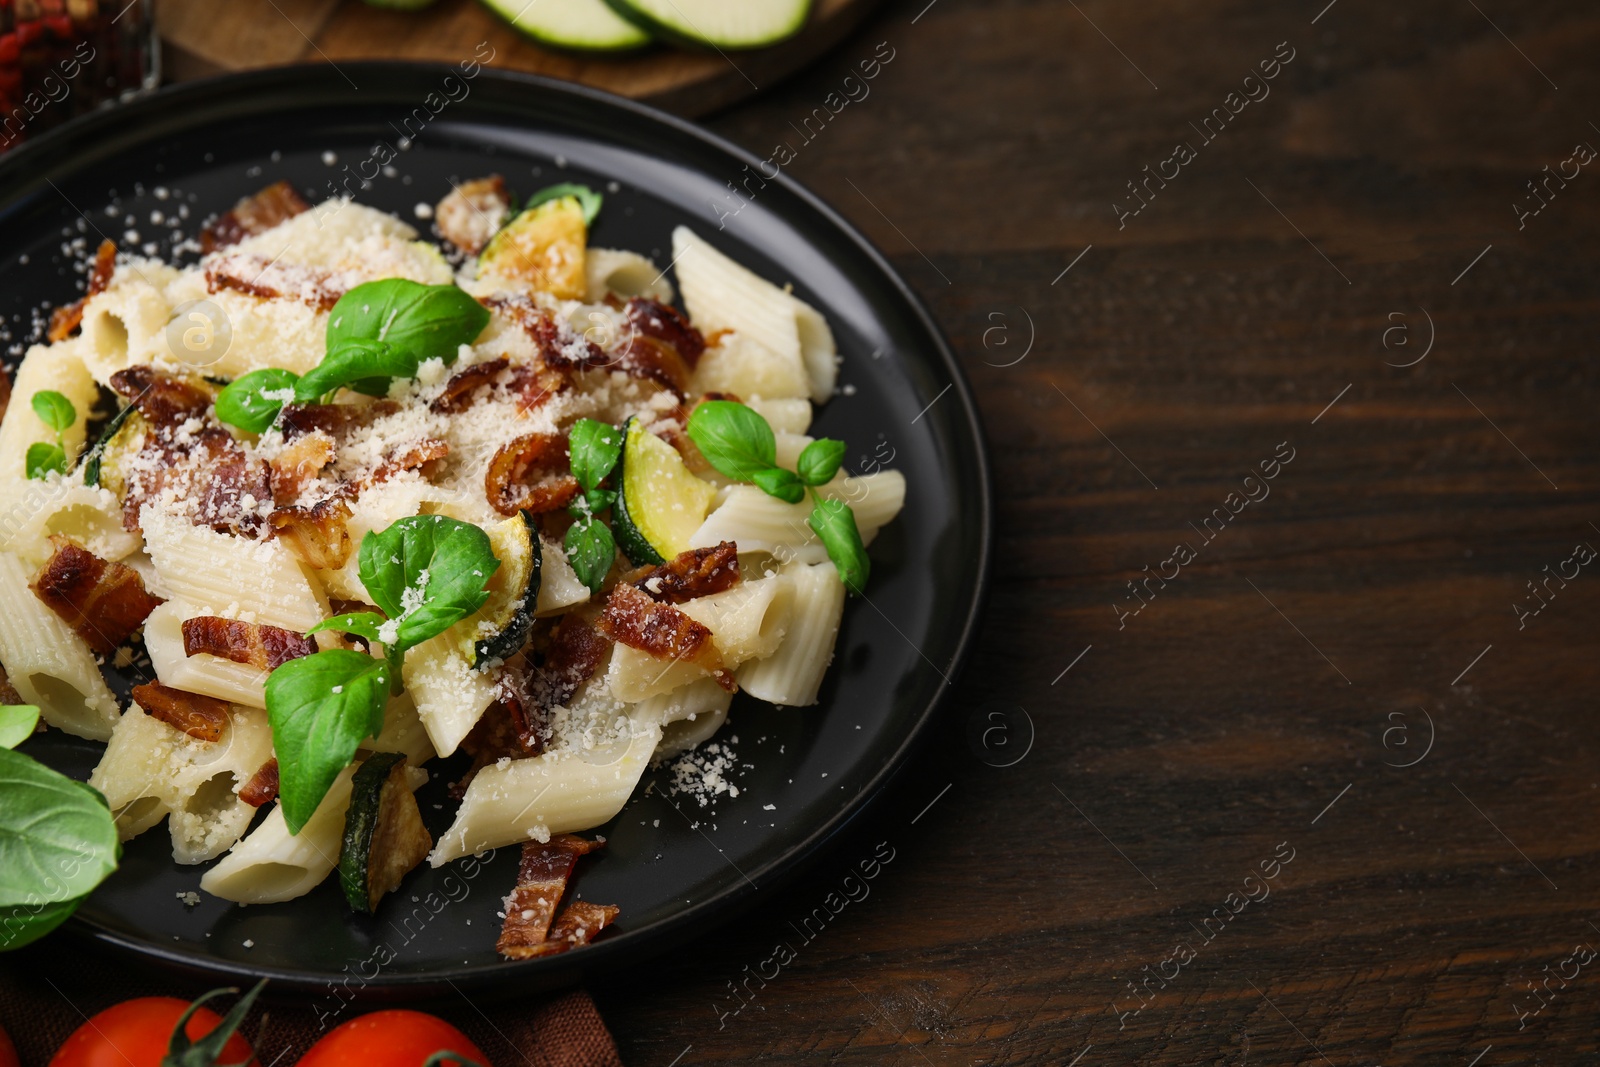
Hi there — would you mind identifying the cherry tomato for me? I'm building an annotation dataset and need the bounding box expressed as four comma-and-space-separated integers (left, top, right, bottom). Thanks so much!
48, 996, 253, 1067
299, 1010, 491, 1067
0, 1022, 19, 1067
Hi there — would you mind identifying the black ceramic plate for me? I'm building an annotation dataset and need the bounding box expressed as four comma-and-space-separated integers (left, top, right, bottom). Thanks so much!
0, 64, 990, 997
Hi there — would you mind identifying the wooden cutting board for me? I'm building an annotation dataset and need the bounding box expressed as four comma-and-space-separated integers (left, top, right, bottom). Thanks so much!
156, 0, 882, 117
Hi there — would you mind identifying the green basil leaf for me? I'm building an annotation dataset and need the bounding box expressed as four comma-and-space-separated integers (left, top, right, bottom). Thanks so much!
0, 893, 84, 951
564, 517, 616, 594
808, 497, 871, 595
796, 438, 847, 487
306, 612, 388, 646
326, 279, 489, 368
24, 442, 67, 481
30, 390, 75, 433
586, 487, 617, 514
294, 339, 417, 404
525, 183, 603, 226
687, 400, 777, 482
265, 650, 390, 834
568, 419, 622, 492
0, 748, 120, 907
0, 706, 40, 749
752, 467, 806, 504
356, 516, 499, 651
215, 368, 300, 433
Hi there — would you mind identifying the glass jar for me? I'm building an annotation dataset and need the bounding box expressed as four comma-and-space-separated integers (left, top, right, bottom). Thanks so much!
0, 0, 159, 153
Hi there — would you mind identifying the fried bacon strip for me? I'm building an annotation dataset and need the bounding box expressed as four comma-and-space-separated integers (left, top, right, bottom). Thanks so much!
598, 583, 730, 688
434, 175, 513, 256
532, 614, 611, 712
454, 678, 547, 799
205, 253, 345, 311
628, 297, 706, 365
485, 295, 606, 370
30, 537, 163, 656
431, 356, 509, 413
269, 498, 352, 569
485, 431, 579, 516
532, 901, 621, 958
109, 365, 215, 424
239, 758, 280, 807
268, 430, 335, 503
601, 297, 708, 397
278, 400, 398, 442
132, 682, 230, 742
496, 835, 609, 959
47, 239, 117, 342
366, 437, 450, 489
633, 542, 740, 604
181, 616, 316, 672
0, 365, 10, 426
200, 180, 310, 253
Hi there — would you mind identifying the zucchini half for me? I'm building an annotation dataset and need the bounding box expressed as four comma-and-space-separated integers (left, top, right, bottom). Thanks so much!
612, 416, 716, 565
603, 0, 811, 50
478, 196, 589, 301
338, 752, 433, 914
82, 403, 144, 493
481, 0, 653, 51
471, 510, 543, 667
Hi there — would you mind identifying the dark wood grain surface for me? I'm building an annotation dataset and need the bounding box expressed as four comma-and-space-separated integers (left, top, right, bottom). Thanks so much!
593, 1, 1600, 1063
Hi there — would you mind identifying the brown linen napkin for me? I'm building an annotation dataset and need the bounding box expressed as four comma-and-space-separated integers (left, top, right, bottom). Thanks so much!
0, 960, 622, 1067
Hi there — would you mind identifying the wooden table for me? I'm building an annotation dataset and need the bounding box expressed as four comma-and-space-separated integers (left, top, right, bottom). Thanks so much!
593, 1, 1600, 1063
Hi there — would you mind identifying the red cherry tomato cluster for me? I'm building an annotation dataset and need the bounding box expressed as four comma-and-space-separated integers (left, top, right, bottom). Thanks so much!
2, 981, 491, 1067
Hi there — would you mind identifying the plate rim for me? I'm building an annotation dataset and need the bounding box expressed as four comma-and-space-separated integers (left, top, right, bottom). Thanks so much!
0, 61, 994, 993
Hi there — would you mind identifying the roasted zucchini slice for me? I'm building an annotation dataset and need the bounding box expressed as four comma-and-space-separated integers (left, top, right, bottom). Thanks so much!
81, 402, 143, 492
613, 416, 716, 565
470, 510, 543, 667
478, 196, 589, 300
338, 752, 432, 914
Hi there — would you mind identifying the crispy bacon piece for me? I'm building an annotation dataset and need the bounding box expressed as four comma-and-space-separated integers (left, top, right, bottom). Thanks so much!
278, 400, 398, 442
496, 835, 609, 960
109, 365, 214, 425
598, 583, 730, 688
200, 180, 310, 253
205, 253, 345, 311
30, 537, 163, 656
485, 431, 579, 516
132, 682, 231, 742
47, 239, 117, 342
633, 542, 740, 604
531, 901, 621, 958
0, 665, 22, 709
268, 431, 336, 504
366, 437, 450, 488
434, 175, 513, 256
0, 365, 10, 427
453, 678, 548, 799
239, 758, 280, 807
431, 356, 509, 414
485, 295, 607, 371
532, 614, 611, 712
181, 616, 316, 672
508, 363, 571, 416
269, 497, 353, 569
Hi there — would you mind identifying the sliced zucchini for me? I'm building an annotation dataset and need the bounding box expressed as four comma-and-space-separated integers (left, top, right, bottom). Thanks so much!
338, 752, 433, 914
469, 510, 543, 667
482, 0, 652, 51
478, 196, 589, 301
82, 404, 145, 493
614, 416, 716, 564
603, 0, 810, 49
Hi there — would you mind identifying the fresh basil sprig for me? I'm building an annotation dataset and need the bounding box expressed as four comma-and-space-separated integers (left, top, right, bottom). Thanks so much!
24, 390, 76, 480
0, 705, 39, 750
564, 418, 622, 593
214, 279, 489, 432
525, 183, 604, 226
326, 278, 489, 367
269, 515, 501, 833
215, 368, 300, 433
686, 400, 870, 594
0, 714, 120, 951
